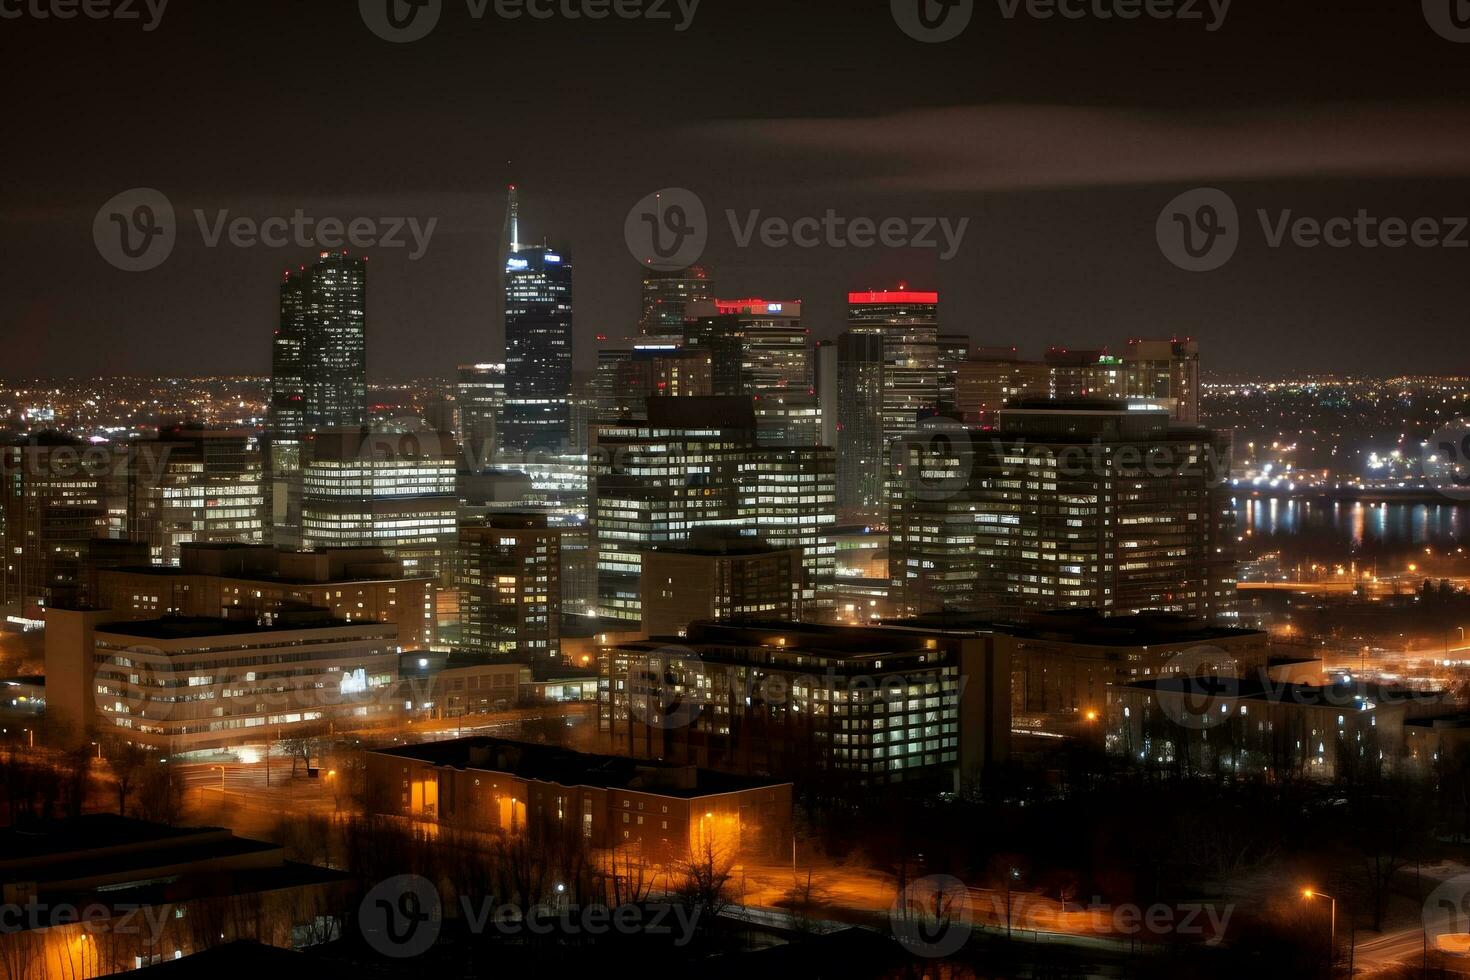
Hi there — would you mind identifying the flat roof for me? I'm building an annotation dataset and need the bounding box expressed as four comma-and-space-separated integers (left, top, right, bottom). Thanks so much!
373, 737, 788, 798
96, 615, 386, 640
0, 814, 214, 863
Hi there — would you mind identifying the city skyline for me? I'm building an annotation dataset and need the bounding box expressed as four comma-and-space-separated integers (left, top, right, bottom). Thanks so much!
4, 1, 1470, 380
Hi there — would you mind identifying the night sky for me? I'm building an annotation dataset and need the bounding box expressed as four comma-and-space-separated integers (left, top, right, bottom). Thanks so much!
4, 0, 1470, 380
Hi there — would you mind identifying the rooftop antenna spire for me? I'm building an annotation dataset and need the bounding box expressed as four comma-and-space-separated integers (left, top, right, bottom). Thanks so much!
506, 184, 521, 255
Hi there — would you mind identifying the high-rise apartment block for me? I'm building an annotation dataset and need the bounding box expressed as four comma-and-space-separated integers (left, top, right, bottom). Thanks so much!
1, 434, 107, 620
457, 513, 562, 662
589, 397, 836, 622
887, 400, 1236, 622
127, 425, 265, 566
300, 427, 458, 582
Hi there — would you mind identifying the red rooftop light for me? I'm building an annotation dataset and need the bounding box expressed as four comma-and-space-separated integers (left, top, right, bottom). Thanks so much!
847, 290, 939, 305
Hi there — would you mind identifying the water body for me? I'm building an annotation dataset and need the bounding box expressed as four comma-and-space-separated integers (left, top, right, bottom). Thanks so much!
1232, 495, 1470, 559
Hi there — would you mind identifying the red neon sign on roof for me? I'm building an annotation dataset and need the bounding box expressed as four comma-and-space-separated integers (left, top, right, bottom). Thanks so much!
714, 299, 798, 314
848, 290, 939, 305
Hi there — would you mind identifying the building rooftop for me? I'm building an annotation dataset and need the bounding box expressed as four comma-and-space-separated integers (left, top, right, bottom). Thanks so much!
95, 613, 386, 640
1123, 676, 1445, 709
373, 736, 789, 798
892, 609, 1265, 647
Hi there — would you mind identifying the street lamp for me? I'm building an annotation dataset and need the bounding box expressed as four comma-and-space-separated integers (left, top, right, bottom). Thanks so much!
1303, 888, 1336, 953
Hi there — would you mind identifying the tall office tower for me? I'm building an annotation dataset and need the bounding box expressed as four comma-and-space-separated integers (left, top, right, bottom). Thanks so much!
0, 434, 107, 620
500, 187, 574, 454
639, 264, 713, 337
739, 445, 837, 610
457, 514, 561, 662
286, 252, 369, 430
128, 425, 266, 566
457, 363, 506, 472
847, 288, 942, 443
268, 251, 368, 549
640, 528, 804, 639
301, 426, 458, 582
835, 331, 886, 518
1123, 338, 1201, 423
887, 400, 1235, 622
685, 299, 811, 444
954, 347, 1051, 425
590, 348, 635, 422
589, 396, 836, 622
938, 334, 971, 410
813, 340, 839, 448
589, 398, 754, 622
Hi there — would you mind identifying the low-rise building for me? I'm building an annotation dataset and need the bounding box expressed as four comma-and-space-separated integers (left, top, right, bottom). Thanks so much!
1108, 677, 1449, 780
601, 620, 1010, 790
0, 815, 347, 975
46, 608, 399, 753
365, 737, 792, 861
95, 543, 434, 651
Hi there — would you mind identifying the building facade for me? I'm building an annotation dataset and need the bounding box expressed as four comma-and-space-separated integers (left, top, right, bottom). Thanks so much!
888, 401, 1236, 622
457, 513, 561, 661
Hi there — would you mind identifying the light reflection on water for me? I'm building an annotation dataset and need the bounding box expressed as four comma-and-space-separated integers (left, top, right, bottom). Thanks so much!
1232, 496, 1470, 552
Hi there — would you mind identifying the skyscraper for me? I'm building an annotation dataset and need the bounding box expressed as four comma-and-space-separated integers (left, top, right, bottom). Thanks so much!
279, 252, 368, 431
589, 397, 836, 622
639, 265, 713, 337
457, 513, 561, 661
887, 400, 1236, 622
128, 424, 266, 566
685, 299, 812, 445
268, 251, 369, 548
835, 331, 885, 518
847, 289, 942, 448
456, 362, 506, 471
501, 189, 574, 454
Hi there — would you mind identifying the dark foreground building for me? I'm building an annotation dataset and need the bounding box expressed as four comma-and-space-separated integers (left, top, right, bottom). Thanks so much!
365, 736, 792, 861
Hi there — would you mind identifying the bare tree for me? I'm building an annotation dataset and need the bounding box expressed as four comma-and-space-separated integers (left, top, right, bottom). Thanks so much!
104, 738, 150, 817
